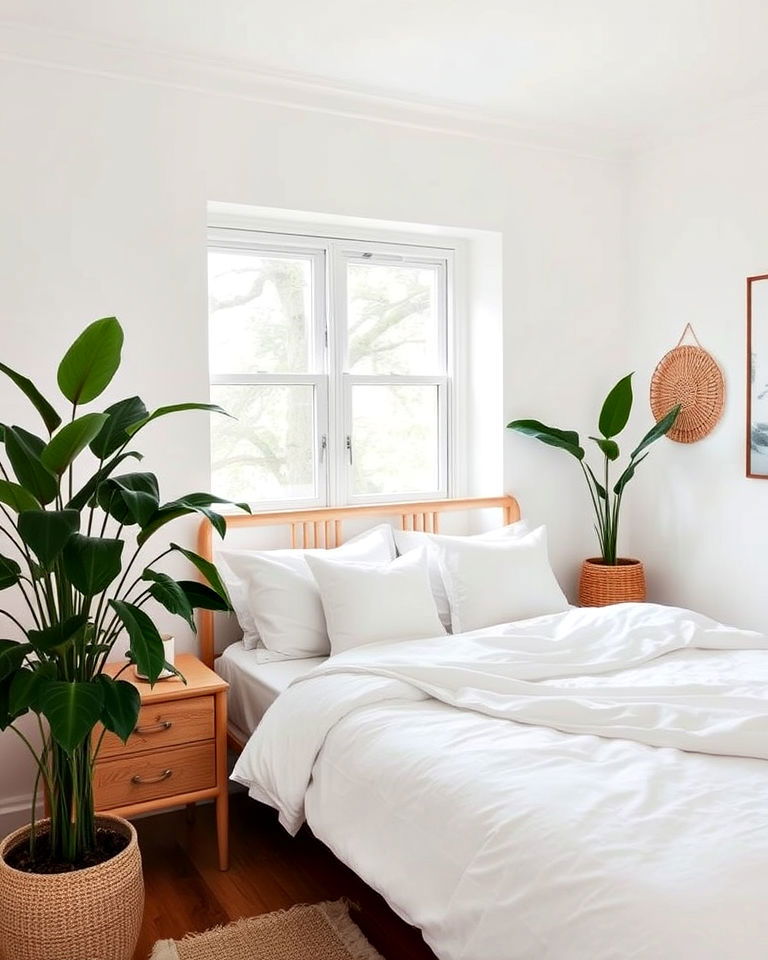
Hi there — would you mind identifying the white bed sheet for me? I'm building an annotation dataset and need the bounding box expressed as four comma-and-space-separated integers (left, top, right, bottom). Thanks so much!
233, 603, 768, 960
214, 642, 326, 736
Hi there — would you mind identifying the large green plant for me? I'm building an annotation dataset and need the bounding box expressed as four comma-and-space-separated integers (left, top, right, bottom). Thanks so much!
0, 317, 247, 865
507, 374, 680, 564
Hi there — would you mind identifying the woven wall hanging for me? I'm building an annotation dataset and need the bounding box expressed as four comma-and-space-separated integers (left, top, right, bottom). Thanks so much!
649, 323, 724, 443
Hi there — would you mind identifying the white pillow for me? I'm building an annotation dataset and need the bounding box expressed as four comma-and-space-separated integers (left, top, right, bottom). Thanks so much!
217, 554, 262, 650
306, 548, 446, 656
394, 520, 530, 631
219, 524, 396, 659
434, 526, 568, 633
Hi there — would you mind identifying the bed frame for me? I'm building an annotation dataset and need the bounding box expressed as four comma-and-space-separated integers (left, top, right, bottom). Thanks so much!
196, 495, 520, 747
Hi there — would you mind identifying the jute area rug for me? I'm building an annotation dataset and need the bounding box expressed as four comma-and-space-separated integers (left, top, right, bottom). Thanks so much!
150, 900, 386, 960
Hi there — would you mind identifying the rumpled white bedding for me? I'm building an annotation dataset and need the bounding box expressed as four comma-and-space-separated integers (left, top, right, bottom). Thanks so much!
232, 603, 768, 960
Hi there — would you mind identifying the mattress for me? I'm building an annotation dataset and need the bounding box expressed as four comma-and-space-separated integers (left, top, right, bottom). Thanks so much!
214, 641, 326, 737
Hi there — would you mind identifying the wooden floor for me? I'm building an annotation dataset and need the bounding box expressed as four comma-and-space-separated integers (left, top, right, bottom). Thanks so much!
134, 792, 438, 960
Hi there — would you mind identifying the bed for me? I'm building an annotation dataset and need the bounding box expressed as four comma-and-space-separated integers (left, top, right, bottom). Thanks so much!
213, 643, 325, 743
199, 496, 519, 750
198, 498, 768, 960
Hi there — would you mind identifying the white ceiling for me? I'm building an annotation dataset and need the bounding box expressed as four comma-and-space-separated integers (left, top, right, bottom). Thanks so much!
3, 0, 768, 153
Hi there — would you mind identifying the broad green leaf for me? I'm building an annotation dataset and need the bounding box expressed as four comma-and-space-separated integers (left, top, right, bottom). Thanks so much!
9, 662, 55, 715
181, 492, 250, 515
9, 426, 44, 456
0, 554, 21, 590
137, 502, 224, 545
96, 675, 140, 744
0, 479, 40, 513
67, 449, 142, 511
39, 680, 104, 753
506, 419, 584, 460
110, 473, 159, 526
18, 509, 79, 567
41, 413, 108, 476
0, 640, 32, 681
126, 402, 230, 437
137, 493, 248, 546
158, 660, 186, 684
142, 570, 195, 630
62, 534, 124, 595
169, 543, 232, 608
4, 426, 58, 505
97, 472, 159, 527
179, 580, 231, 612
0, 362, 61, 434
588, 436, 620, 461
613, 452, 650, 497
598, 374, 633, 439
90, 396, 148, 459
57, 317, 124, 405
28, 614, 87, 655
109, 600, 165, 684
631, 404, 682, 459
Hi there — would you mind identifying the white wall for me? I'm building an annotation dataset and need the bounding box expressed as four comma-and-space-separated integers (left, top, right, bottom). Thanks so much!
0, 57, 625, 825
626, 115, 768, 632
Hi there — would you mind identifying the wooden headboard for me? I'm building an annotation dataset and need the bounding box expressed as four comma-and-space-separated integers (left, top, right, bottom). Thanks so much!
196, 495, 520, 668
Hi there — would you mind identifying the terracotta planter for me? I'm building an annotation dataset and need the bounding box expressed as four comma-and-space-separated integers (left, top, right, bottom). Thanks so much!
579, 557, 646, 607
0, 815, 144, 960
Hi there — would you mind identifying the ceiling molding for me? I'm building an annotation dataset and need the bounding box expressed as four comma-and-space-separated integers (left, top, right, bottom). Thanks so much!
0, 20, 622, 161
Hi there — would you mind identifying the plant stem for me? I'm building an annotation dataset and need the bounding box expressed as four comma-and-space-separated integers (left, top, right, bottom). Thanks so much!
603, 455, 613, 564
579, 462, 606, 558
48, 739, 95, 863
9, 724, 53, 804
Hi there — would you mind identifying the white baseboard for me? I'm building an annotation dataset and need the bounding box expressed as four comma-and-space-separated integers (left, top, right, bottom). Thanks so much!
0, 793, 44, 838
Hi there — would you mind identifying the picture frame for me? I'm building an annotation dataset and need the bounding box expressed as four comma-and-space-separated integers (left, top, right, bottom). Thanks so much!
747, 273, 768, 477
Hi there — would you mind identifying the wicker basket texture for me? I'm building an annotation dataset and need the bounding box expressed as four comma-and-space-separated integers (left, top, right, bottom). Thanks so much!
650, 343, 724, 444
579, 558, 646, 607
0, 815, 144, 960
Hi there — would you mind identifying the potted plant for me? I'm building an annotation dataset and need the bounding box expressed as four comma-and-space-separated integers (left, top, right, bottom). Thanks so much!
0, 317, 247, 960
507, 374, 680, 606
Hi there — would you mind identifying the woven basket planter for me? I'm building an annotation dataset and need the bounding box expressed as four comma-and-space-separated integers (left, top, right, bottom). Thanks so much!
579, 558, 646, 607
0, 815, 143, 960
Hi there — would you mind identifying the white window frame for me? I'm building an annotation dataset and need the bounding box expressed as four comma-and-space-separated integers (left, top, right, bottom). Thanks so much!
207, 226, 457, 508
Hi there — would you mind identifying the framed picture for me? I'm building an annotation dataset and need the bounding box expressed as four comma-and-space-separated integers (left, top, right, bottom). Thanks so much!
747, 274, 768, 477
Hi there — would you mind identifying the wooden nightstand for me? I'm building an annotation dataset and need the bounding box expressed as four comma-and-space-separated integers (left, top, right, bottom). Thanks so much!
93, 653, 230, 870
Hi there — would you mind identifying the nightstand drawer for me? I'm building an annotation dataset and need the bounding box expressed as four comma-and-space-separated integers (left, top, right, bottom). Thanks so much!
95, 694, 215, 759
94, 740, 216, 809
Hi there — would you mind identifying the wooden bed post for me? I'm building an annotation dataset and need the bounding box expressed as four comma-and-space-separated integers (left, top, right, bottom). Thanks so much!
197, 518, 216, 669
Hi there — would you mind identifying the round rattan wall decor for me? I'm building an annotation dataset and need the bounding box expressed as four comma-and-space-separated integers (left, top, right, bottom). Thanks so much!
649, 323, 724, 444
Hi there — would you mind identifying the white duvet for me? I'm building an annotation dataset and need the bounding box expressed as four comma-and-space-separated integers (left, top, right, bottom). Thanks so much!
233, 603, 768, 960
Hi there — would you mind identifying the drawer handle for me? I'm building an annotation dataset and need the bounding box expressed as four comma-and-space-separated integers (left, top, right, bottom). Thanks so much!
131, 769, 172, 785
134, 720, 172, 735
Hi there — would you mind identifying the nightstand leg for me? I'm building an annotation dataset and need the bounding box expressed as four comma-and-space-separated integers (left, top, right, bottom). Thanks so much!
215, 688, 229, 871
216, 789, 229, 871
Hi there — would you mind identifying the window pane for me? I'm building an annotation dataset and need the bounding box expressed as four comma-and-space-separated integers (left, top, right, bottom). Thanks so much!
350, 384, 440, 496
211, 384, 316, 503
208, 250, 314, 375
346, 262, 441, 374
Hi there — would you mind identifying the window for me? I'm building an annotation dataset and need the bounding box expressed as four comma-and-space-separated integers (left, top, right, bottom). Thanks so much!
208, 228, 454, 507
